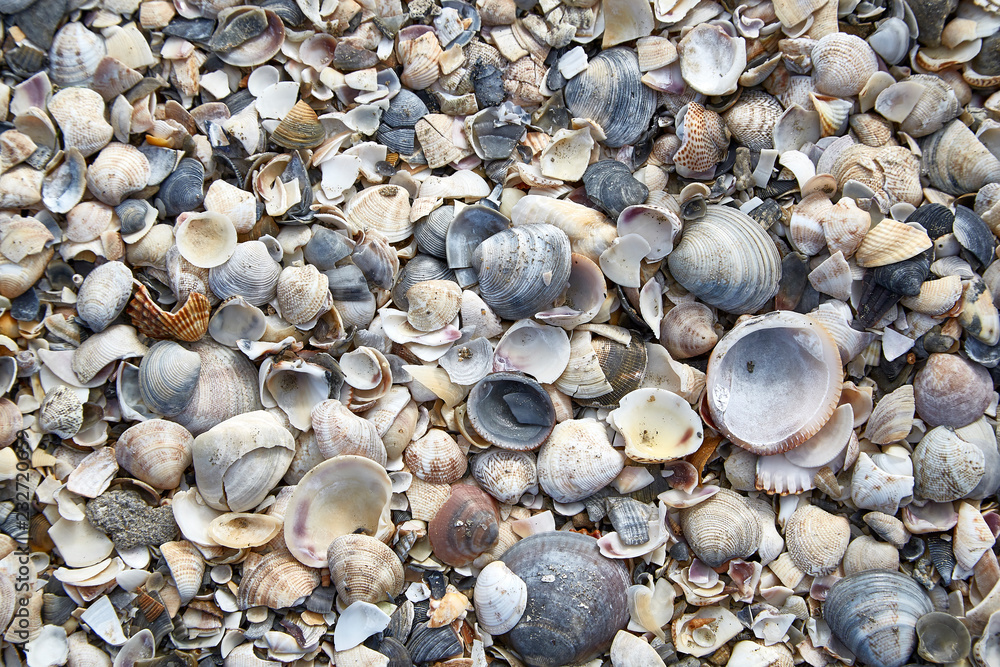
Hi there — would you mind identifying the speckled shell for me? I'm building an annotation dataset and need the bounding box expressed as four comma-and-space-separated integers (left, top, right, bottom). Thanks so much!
76, 261, 133, 332
500, 532, 630, 667
811, 33, 879, 97
428, 484, 500, 567
537, 418, 624, 503
824, 570, 933, 667
116, 419, 194, 490
913, 353, 993, 428
327, 534, 404, 604
784, 504, 850, 576
674, 103, 729, 178
912, 426, 985, 502
565, 48, 657, 148
679, 488, 762, 567
667, 206, 781, 314
471, 224, 572, 321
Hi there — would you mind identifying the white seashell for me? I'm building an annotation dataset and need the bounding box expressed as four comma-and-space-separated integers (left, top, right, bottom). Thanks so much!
76, 261, 133, 332
175, 211, 238, 269
492, 319, 571, 384
677, 24, 746, 96
262, 358, 336, 431
537, 419, 624, 503
473, 561, 527, 635
609, 388, 704, 463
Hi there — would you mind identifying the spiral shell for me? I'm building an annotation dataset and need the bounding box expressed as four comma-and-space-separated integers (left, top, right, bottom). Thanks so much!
679, 488, 762, 568
116, 419, 194, 490
667, 206, 780, 314
327, 534, 404, 604
428, 484, 500, 567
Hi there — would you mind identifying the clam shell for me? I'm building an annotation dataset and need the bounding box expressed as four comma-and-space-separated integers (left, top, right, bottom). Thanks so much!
158, 158, 205, 218
161, 540, 204, 604
725, 90, 784, 152
48, 88, 113, 158
276, 264, 330, 325
824, 570, 933, 667
327, 534, 404, 604
173, 340, 262, 435
564, 48, 657, 148
843, 534, 901, 575
811, 33, 879, 97
137, 340, 201, 417
76, 261, 133, 332
678, 24, 746, 96
406, 280, 461, 332
404, 429, 467, 484
510, 195, 617, 262
347, 185, 413, 244
500, 532, 630, 667
473, 561, 527, 635
39, 385, 84, 439
272, 100, 326, 149
428, 485, 499, 567
666, 206, 781, 314
311, 399, 387, 464
863, 384, 915, 444
679, 488, 762, 568
855, 218, 933, 268
537, 418, 624, 503
913, 353, 993, 428
49, 23, 106, 87
470, 449, 537, 504
116, 419, 194, 490
467, 372, 556, 451
175, 211, 237, 270
913, 426, 985, 502
208, 512, 281, 549
784, 504, 849, 576
608, 388, 703, 463
236, 550, 320, 610
285, 455, 393, 568
86, 143, 150, 207
921, 120, 1000, 195
72, 324, 148, 384
660, 302, 718, 359
210, 6, 285, 67
208, 241, 281, 306
705, 311, 843, 455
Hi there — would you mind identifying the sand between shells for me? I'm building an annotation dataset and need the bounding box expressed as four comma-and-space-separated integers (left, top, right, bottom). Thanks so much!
1, 0, 1000, 664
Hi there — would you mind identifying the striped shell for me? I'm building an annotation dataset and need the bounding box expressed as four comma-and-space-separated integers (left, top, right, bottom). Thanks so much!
127, 283, 210, 343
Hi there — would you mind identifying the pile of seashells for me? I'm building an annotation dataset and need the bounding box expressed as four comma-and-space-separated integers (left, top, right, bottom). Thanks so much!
2, 0, 1000, 661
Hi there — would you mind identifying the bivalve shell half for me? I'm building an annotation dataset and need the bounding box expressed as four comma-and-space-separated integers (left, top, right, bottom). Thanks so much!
784, 504, 850, 576
679, 488, 761, 568
76, 261, 133, 332
404, 429, 467, 484
276, 264, 330, 326
705, 311, 843, 455
913, 426, 985, 502
473, 561, 527, 635
913, 353, 993, 428
608, 388, 703, 463
327, 534, 404, 604
677, 24, 746, 96
428, 485, 500, 567
136, 340, 201, 417
467, 372, 556, 451
86, 143, 150, 206
811, 33, 879, 97
922, 120, 1000, 195
236, 550, 320, 610
537, 418, 625, 503
470, 449, 537, 505
116, 419, 193, 490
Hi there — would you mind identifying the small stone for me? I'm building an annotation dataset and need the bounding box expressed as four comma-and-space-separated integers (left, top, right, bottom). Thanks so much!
85, 490, 178, 551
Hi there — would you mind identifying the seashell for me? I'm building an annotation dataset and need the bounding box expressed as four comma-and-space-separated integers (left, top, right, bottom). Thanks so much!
0, 166, 43, 209
285, 455, 393, 567
276, 264, 329, 326
428, 484, 499, 566
42, 148, 87, 215
311, 399, 386, 464
406, 280, 461, 332
175, 211, 237, 270
922, 120, 1000, 196
48, 88, 113, 158
616, 205, 683, 262
210, 6, 285, 67
470, 449, 537, 504
863, 385, 915, 444
959, 277, 1000, 346
915, 611, 971, 664
953, 206, 996, 268
473, 561, 527, 635
327, 534, 404, 604
706, 311, 843, 455
679, 488, 762, 568
607, 388, 703, 464
913, 353, 993, 428
263, 359, 339, 432
467, 372, 556, 451
565, 48, 657, 148
39, 385, 84, 439
492, 319, 570, 384
851, 451, 914, 515
811, 33, 879, 97
347, 185, 413, 244
855, 218, 933, 268
500, 532, 630, 667
65, 201, 113, 244
204, 180, 259, 235
678, 24, 746, 96
725, 642, 794, 667
808, 251, 852, 301
912, 426, 985, 502
843, 534, 901, 575
471, 224, 571, 320
137, 340, 201, 417
116, 419, 194, 490
657, 302, 717, 359
208, 241, 281, 306
86, 143, 150, 207
158, 158, 205, 218
208, 512, 281, 549
115, 199, 157, 240
404, 429, 467, 484
725, 91, 784, 152
872, 252, 931, 297
667, 206, 781, 314
76, 261, 133, 332
0, 399, 23, 448
810, 93, 852, 137
509, 196, 617, 263
160, 540, 204, 604
127, 283, 210, 343
583, 161, 649, 219
72, 324, 148, 384
790, 193, 833, 257
610, 631, 665, 667
272, 100, 326, 150
236, 550, 320, 610
824, 570, 933, 667
851, 112, 895, 147
784, 504, 849, 576
208, 296, 266, 347
537, 418, 624, 503
191, 410, 295, 512
49, 23, 106, 87
673, 103, 730, 179
397, 31, 442, 90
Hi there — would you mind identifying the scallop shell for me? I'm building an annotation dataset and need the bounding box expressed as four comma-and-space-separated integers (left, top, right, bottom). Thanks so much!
500, 532, 630, 667
137, 340, 201, 417
116, 419, 194, 490
428, 485, 500, 567
327, 534, 404, 604
471, 224, 572, 321
666, 206, 781, 314
724, 90, 784, 152
921, 120, 1000, 195
470, 449, 537, 505
473, 561, 527, 635
913, 426, 985, 502
705, 311, 843, 455
679, 488, 762, 568
285, 456, 394, 568
855, 218, 933, 268
537, 418, 624, 503
564, 48, 657, 148
811, 33, 879, 97
677, 24, 746, 96
127, 283, 210, 343
784, 504, 850, 576
158, 340, 253, 434
843, 534, 901, 575
86, 143, 150, 206
863, 384, 915, 444
913, 353, 993, 428
76, 261, 133, 332
824, 570, 933, 667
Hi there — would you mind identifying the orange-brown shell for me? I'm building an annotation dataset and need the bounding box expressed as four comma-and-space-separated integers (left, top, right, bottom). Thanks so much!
127, 282, 210, 342
428, 485, 500, 567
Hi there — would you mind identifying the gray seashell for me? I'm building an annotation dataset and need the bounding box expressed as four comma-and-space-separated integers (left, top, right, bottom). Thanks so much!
172, 339, 262, 435
303, 227, 354, 271
467, 372, 556, 451
679, 488, 762, 567
324, 264, 371, 302
115, 199, 157, 237
582, 161, 649, 219
158, 158, 205, 217
138, 341, 202, 417
469, 107, 525, 160
407, 623, 462, 664
208, 296, 266, 347
352, 233, 398, 290
414, 205, 453, 259
41, 148, 87, 215
565, 48, 656, 148
605, 497, 652, 546
824, 570, 933, 667
667, 205, 781, 314
500, 532, 630, 667
376, 126, 418, 155
915, 611, 971, 663
868, 17, 911, 65
139, 144, 183, 187
965, 336, 1000, 368
872, 251, 931, 297
471, 224, 572, 320
921, 121, 1000, 196
49, 23, 106, 87
953, 206, 995, 268
907, 203, 953, 239
972, 33, 1000, 76
446, 204, 510, 270
208, 241, 281, 306
926, 535, 955, 585
77, 262, 133, 332
39, 385, 84, 439
908, 0, 957, 47
72, 324, 148, 384
381, 90, 429, 128
391, 255, 454, 310
376, 637, 412, 667
209, 6, 285, 67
